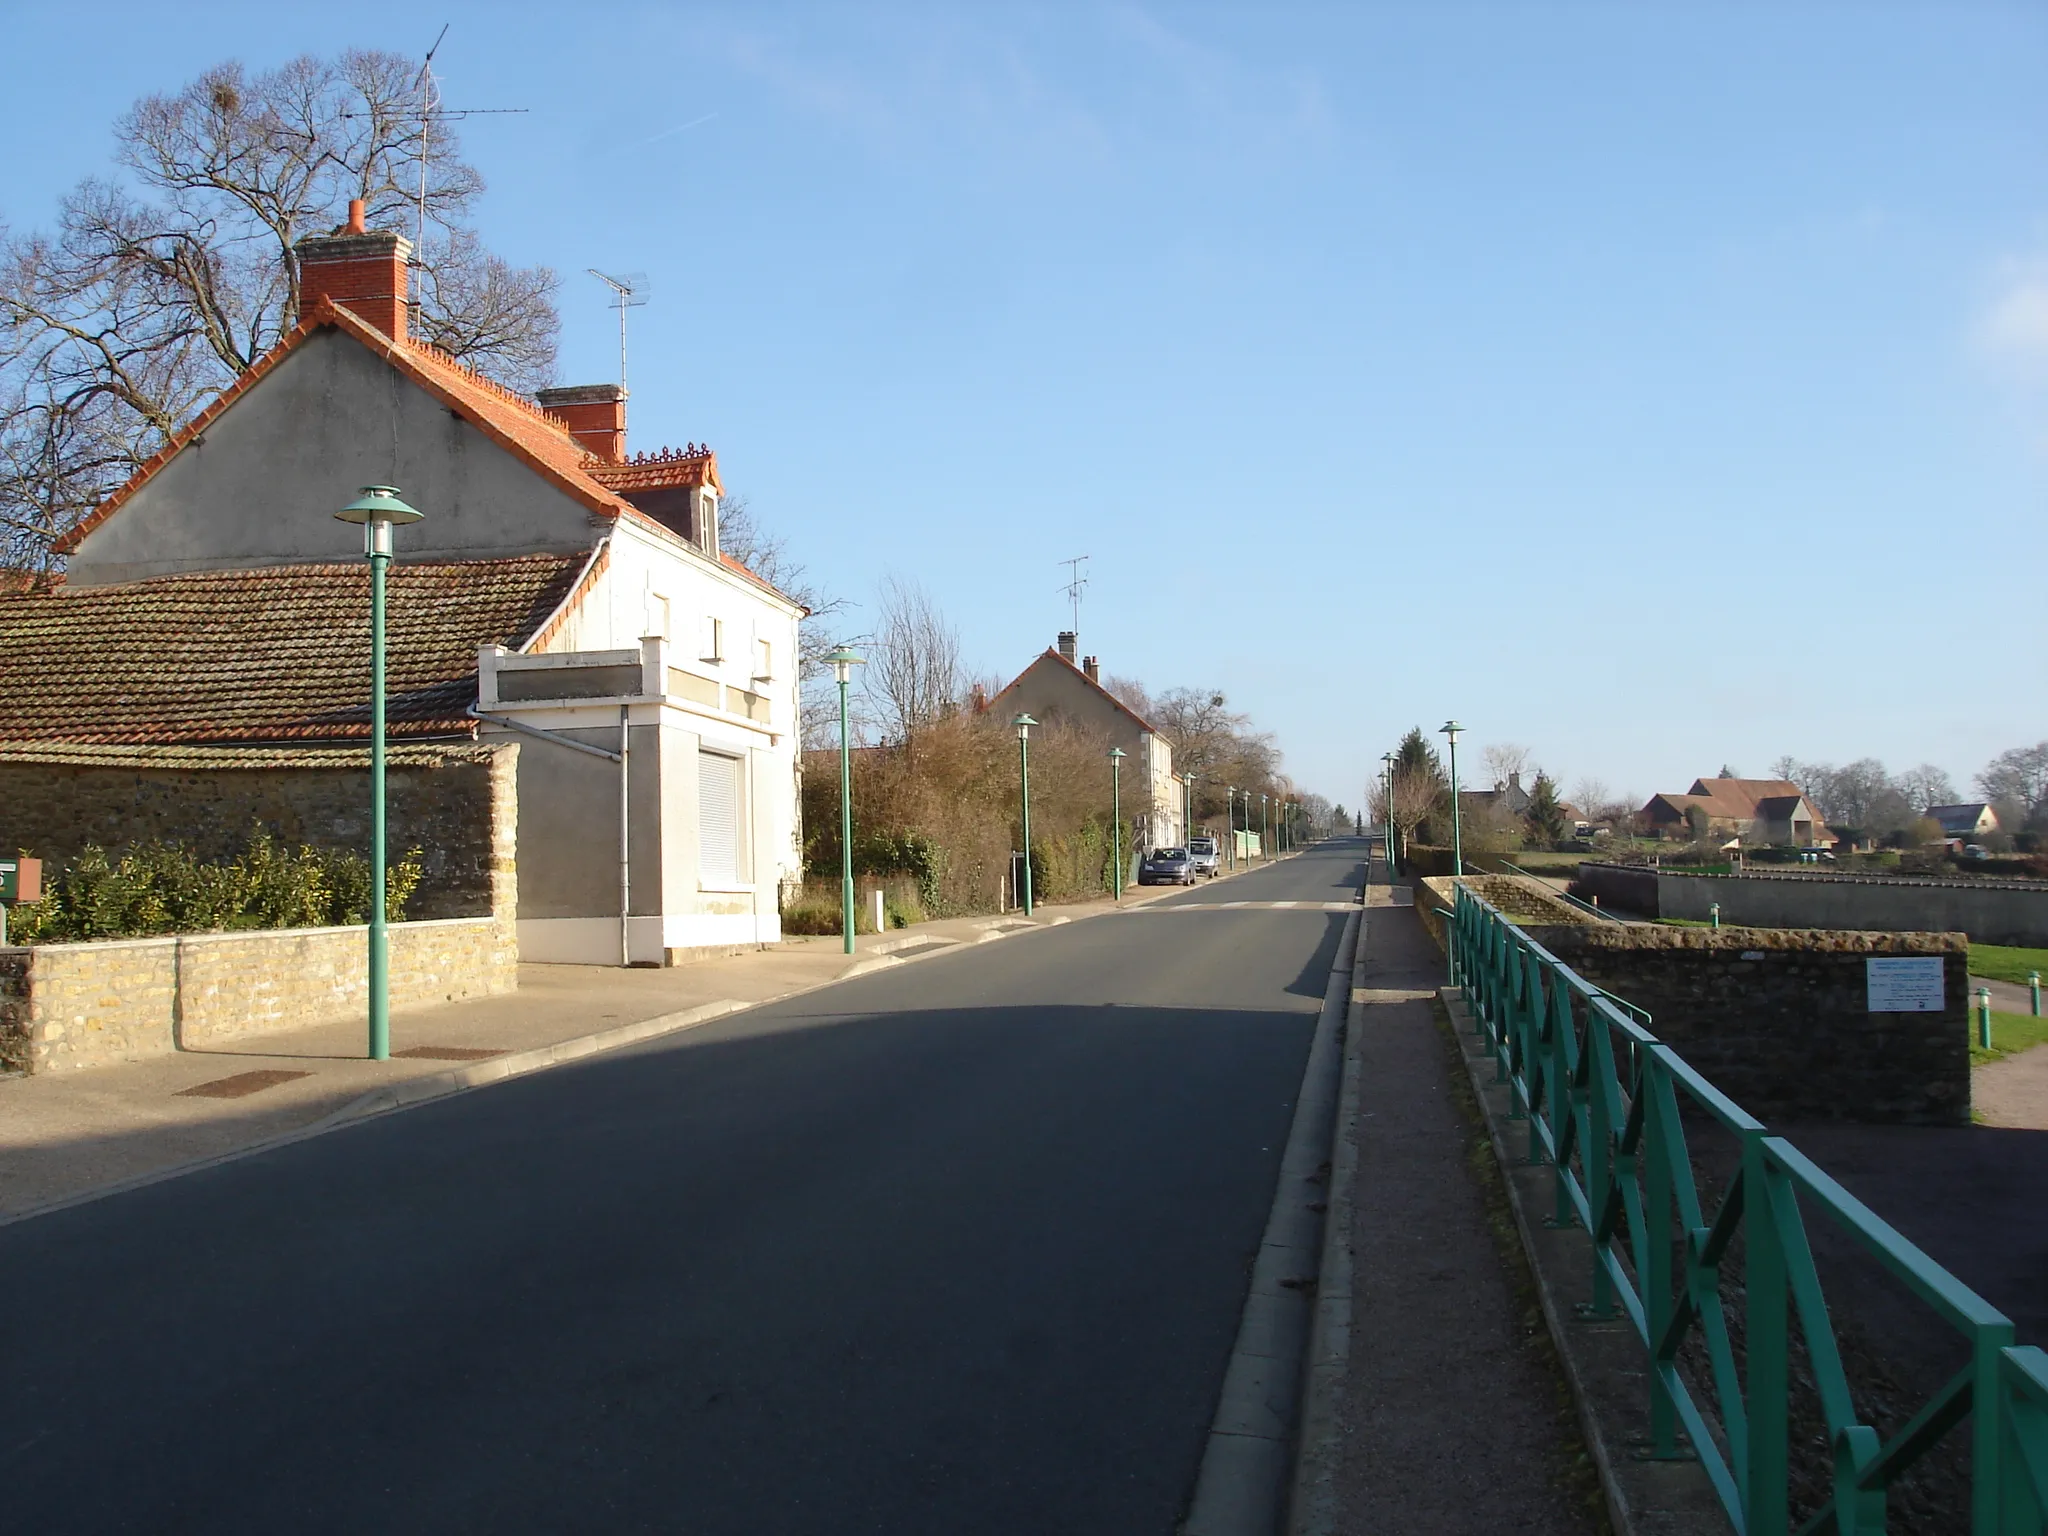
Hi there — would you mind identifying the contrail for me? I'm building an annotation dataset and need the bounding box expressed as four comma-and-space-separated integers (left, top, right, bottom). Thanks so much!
635, 113, 719, 146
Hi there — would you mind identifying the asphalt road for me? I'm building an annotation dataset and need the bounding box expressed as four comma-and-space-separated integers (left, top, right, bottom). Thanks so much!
2, 842, 1366, 1534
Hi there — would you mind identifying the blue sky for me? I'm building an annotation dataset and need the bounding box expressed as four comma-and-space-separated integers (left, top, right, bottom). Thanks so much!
4, 3, 2044, 811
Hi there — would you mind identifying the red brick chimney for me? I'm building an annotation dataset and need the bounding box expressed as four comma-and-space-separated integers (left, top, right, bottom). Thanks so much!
294, 199, 412, 340
1083, 656, 1100, 683
536, 384, 628, 462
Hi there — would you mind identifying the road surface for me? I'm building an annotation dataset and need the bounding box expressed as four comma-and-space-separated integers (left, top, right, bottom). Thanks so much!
2, 843, 1366, 1533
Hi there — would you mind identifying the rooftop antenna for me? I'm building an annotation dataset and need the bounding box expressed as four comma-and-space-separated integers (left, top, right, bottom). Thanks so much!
587, 270, 650, 391
339, 27, 529, 320
1057, 555, 1090, 635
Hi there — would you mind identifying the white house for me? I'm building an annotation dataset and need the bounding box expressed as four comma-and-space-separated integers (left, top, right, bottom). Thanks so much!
12, 202, 804, 965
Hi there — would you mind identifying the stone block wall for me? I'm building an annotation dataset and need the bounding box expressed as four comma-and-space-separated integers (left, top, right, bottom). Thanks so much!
0, 742, 518, 922
3, 916, 517, 1074
1523, 924, 1970, 1126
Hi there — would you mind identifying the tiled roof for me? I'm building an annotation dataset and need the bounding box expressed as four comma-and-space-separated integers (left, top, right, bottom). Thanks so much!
1686, 777, 1804, 819
0, 555, 587, 745
0, 742, 500, 770
587, 445, 723, 495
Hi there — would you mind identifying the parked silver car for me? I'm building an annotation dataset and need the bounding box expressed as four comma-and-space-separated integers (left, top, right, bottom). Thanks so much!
1185, 837, 1220, 878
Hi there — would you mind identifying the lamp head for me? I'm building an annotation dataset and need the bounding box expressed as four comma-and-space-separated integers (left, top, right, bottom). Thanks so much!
334, 485, 423, 555
1108, 746, 1126, 761
1439, 719, 1462, 743
824, 646, 864, 685
1013, 713, 1036, 740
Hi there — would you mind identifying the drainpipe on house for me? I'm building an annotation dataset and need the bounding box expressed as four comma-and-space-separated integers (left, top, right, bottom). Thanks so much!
619, 705, 631, 967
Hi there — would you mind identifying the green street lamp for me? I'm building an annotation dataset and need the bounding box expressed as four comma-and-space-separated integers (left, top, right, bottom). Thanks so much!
1109, 746, 1127, 901
334, 484, 424, 1062
1381, 752, 1397, 877
1224, 786, 1237, 871
1183, 771, 1197, 849
826, 647, 865, 954
1440, 720, 1464, 875
1260, 792, 1270, 863
1014, 714, 1036, 915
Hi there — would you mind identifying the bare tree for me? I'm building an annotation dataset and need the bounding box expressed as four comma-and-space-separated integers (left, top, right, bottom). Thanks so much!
1893, 763, 1959, 814
1101, 673, 1153, 720
863, 577, 961, 751
2, 50, 559, 570
1482, 742, 1531, 789
1978, 743, 2048, 826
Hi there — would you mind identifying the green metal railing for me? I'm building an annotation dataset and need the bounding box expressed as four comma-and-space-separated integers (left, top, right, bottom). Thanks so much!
1448, 884, 2048, 1534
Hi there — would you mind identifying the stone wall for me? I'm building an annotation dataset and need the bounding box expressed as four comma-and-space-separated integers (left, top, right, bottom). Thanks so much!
1, 916, 516, 1075
0, 742, 518, 922
1572, 860, 2048, 945
1523, 924, 1970, 1126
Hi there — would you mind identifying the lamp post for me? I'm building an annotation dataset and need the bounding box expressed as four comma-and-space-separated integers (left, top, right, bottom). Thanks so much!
1183, 772, 1197, 848
1381, 751, 1397, 877
334, 485, 424, 1062
1260, 792, 1270, 863
1225, 786, 1237, 870
825, 647, 865, 954
1109, 747, 1127, 901
1440, 720, 1464, 876
1014, 714, 1036, 915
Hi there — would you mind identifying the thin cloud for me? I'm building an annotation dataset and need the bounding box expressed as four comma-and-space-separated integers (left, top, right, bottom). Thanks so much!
1983, 270, 2048, 360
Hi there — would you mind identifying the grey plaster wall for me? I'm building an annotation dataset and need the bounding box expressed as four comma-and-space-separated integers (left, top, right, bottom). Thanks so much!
502, 727, 626, 920
69, 329, 597, 585
1655, 869, 2048, 946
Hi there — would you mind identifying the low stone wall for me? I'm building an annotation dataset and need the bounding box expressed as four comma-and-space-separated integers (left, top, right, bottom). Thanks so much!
1573, 861, 2048, 945
1, 917, 516, 1075
1525, 924, 1970, 1126
0, 741, 519, 922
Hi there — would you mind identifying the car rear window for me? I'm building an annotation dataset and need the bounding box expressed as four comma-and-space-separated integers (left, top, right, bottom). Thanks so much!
1188, 839, 1215, 853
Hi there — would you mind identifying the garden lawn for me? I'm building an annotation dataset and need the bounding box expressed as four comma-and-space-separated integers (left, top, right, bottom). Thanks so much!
1968, 944, 2048, 988
1971, 1010, 2048, 1067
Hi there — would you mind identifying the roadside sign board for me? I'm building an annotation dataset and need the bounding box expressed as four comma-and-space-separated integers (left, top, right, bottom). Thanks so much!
0, 858, 41, 904
1866, 956, 1945, 1013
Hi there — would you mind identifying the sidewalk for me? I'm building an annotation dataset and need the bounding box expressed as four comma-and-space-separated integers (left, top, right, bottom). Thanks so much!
0, 865, 1279, 1222
1323, 877, 1598, 1533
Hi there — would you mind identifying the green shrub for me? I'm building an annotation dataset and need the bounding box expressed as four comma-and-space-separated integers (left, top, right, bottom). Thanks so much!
7, 832, 424, 944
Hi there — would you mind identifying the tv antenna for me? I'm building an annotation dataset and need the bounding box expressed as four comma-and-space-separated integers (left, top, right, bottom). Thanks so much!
1057, 555, 1090, 635
587, 270, 650, 391
340, 27, 528, 313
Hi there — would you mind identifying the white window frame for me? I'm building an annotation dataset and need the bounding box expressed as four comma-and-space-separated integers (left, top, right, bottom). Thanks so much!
697, 748, 746, 890
699, 614, 724, 664
753, 635, 773, 683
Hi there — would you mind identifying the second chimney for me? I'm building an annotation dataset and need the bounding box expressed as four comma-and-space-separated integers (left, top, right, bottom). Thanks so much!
1057, 631, 1078, 662
295, 200, 412, 340
1082, 655, 1099, 682
537, 384, 628, 462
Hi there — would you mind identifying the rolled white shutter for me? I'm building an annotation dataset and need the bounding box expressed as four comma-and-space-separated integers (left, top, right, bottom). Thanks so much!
699, 751, 740, 884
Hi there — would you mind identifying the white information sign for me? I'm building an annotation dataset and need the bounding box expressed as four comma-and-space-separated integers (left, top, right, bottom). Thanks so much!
1866, 957, 1945, 1014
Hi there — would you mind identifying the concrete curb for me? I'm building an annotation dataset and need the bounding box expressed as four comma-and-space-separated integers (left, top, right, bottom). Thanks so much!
1283, 900, 1371, 1533
1439, 985, 1726, 1536
1183, 905, 1360, 1536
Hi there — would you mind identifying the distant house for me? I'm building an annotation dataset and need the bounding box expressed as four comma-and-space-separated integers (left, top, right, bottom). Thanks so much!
1639, 777, 1831, 847
984, 633, 1180, 849
0, 202, 805, 966
1928, 803, 2000, 839
1460, 770, 1533, 820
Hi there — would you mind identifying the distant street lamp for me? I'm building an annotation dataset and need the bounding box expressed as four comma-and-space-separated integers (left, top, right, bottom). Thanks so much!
1014, 715, 1037, 915
334, 484, 424, 1063
826, 647, 865, 954
1381, 752, 1397, 876
1109, 746, 1127, 902
1183, 772, 1197, 848
1440, 721, 1464, 876
1260, 792, 1270, 863
1225, 786, 1238, 871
